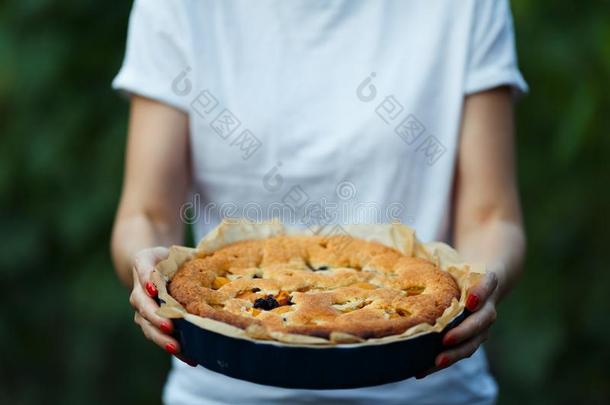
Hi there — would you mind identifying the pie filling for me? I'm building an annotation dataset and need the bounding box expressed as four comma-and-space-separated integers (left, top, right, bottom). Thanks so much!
168, 235, 460, 340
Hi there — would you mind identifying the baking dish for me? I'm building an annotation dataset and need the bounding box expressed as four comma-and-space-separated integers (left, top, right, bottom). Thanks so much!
152, 220, 484, 388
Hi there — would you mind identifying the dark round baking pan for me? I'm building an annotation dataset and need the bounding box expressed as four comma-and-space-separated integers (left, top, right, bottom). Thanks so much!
165, 305, 469, 389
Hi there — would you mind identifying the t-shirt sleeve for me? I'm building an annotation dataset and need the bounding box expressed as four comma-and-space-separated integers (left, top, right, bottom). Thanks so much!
464, 0, 528, 97
112, 0, 191, 112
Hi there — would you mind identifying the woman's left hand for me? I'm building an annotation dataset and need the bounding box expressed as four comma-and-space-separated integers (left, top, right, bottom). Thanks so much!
416, 271, 499, 378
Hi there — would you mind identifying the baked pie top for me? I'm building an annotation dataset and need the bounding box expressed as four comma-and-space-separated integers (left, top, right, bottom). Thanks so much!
168, 235, 460, 340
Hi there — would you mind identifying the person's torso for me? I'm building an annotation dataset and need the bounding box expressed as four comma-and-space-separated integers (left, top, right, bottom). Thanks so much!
175, 0, 472, 243
165, 1, 496, 403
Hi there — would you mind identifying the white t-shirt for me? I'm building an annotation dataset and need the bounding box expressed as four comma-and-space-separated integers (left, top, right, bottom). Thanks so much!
113, 1, 527, 404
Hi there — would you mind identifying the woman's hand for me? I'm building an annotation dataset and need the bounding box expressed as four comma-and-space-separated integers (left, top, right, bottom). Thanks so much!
130, 247, 196, 367
416, 272, 499, 378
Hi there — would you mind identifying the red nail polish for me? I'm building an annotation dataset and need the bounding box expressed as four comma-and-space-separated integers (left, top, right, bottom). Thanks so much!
165, 342, 178, 355
160, 321, 173, 334
443, 335, 456, 346
466, 294, 480, 311
437, 355, 451, 368
145, 282, 158, 298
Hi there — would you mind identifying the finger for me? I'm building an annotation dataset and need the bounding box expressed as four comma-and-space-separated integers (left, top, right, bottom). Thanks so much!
443, 302, 496, 346
131, 267, 159, 300
130, 282, 174, 334
134, 313, 196, 367
418, 331, 490, 379
415, 352, 454, 379
466, 272, 498, 311
133, 247, 169, 282
436, 331, 489, 368
134, 312, 179, 350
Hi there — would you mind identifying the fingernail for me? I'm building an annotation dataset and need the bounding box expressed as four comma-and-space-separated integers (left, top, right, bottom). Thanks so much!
466, 294, 480, 311
436, 355, 451, 368
443, 335, 456, 346
165, 342, 178, 355
145, 282, 158, 298
160, 321, 173, 334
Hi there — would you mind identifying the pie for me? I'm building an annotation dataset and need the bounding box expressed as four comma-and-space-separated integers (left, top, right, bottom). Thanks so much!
168, 234, 460, 340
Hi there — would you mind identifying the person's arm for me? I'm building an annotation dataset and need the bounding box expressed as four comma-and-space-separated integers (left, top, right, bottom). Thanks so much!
419, 86, 526, 376
111, 95, 194, 363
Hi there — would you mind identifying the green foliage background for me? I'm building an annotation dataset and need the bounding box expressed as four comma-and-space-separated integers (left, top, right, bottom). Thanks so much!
0, 1, 608, 404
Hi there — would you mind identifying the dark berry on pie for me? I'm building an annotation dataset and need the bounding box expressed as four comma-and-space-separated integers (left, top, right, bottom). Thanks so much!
253, 295, 279, 311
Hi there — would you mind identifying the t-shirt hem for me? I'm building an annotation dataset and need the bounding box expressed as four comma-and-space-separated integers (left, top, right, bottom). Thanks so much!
464, 68, 529, 100
112, 69, 190, 113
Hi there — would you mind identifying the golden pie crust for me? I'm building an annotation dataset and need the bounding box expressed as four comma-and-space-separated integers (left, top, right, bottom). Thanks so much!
167, 234, 460, 340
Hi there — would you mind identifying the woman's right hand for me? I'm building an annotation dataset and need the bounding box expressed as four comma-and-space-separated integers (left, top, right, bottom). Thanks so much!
129, 247, 196, 366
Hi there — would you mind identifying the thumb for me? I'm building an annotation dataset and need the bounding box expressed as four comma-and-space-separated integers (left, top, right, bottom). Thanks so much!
132, 246, 169, 283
